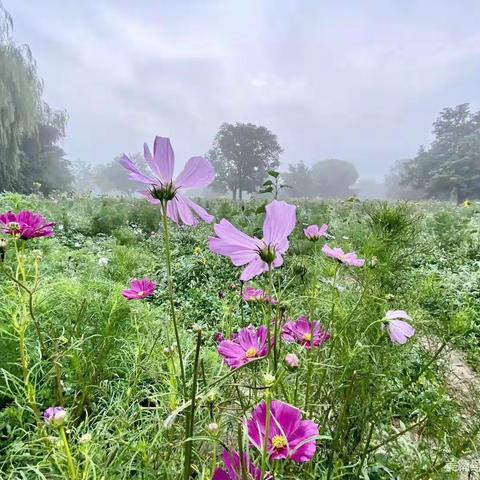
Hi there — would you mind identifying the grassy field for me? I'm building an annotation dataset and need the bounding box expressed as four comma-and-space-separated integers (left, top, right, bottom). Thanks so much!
0, 192, 479, 479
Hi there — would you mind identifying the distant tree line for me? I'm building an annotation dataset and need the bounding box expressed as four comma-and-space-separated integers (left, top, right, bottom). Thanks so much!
387, 103, 480, 202
0, 4, 72, 195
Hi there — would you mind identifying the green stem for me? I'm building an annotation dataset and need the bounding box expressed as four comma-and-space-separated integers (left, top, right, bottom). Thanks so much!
59, 425, 77, 480
161, 201, 186, 396
260, 392, 272, 480
183, 330, 202, 480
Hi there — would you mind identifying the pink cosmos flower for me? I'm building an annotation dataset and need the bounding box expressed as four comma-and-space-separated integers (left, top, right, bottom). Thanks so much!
218, 326, 270, 369
122, 278, 157, 300
209, 200, 296, 281
119, 136, 215, 226
242, 286, 277, 304
322, 245, 365, 267
384, 310, 415, 344
304, 224, 328, 241
246, 400, 319, 462
282, 316, 331, 350
0, 211, 55, 240
212, 450, 262, 480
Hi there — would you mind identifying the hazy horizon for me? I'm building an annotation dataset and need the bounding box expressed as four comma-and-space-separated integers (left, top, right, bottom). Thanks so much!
5, 0, 480, 179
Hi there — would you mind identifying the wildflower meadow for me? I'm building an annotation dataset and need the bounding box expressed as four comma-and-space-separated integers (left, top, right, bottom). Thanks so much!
0, 137, 479, 479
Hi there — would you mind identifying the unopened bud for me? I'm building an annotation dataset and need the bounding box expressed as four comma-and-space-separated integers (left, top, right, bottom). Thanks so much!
207, 422, 219, 434
285, 353, 300, 370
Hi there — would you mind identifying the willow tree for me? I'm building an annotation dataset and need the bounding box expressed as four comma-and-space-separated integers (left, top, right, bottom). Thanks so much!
0, 4, 45, 191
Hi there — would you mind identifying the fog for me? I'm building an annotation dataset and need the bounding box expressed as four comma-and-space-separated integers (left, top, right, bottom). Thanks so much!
2, 0, 480, 200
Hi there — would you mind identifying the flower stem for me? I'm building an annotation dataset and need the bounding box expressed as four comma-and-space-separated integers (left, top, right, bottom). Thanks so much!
183, 330, 202, 480
260, 391, 272, 480
160, 201, 186, 397
59, 425, 77, 480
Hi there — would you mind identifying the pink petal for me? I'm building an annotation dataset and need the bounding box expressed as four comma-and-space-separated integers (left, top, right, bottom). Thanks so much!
263, 200, 297, 246
240, 257, 269, 282
174, 195, 198, 226
289, 419, 319, 462
153, 136, 175, 182
182, 196, 214, 224
144, 142, 166, 182
140, 190, 161, 205
119, 154, 157, 184
385, 310, 412, 321
175, 156, 215, 189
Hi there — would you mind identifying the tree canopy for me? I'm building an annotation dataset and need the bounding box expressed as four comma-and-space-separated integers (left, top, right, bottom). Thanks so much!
0, 3, 72, 194
398, 104, 480, 202
208, 122, 282, 200
284, 159, 359, 198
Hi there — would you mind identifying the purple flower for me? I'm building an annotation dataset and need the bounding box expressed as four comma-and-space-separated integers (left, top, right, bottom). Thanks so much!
218, 326, 270, 369
44, 407, 67, 426
322, 245, 365, 267
384, 310, 415, 344
213, 450, 262, 480
0, 211, 55, 240
246, 400, 319, 462
282, 316, 331, 350
122, 278, 157, 300
304, 224, 328, 241
209, 200, 296, 281
119, 136, 215, 226
242, 286, 277, 304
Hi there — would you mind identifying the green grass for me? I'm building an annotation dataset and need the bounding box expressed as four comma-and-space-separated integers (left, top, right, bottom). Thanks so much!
0, 193, 479, 479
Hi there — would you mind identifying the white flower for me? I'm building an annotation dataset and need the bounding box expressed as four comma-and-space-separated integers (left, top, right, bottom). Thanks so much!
98, 257, 109, 267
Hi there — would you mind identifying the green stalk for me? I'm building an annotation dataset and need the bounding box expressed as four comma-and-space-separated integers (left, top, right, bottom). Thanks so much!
59, 425, 77, 480
160, 201, 186, 396
260, 391, 272, 480
183, 330, 202, 480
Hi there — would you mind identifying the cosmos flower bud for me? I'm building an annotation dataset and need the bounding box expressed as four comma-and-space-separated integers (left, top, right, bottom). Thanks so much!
207, 389, 218, 403
192, 323, 203, 333
44, 407, 67, 426
207, 422, 219, 434
285, 353, 300, 370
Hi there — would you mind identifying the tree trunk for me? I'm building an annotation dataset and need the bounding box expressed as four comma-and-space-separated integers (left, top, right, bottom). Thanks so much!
232, 185, 237, 201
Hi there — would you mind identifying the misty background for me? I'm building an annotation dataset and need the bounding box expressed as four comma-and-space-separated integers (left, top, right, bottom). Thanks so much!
1, 0, 479, 201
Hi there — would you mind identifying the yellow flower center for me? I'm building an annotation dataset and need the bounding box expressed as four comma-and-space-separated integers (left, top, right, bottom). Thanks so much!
245, 347, 257, 358
138, 291, 145, 297
303, 332, 312, 342
272, 435, 287, 449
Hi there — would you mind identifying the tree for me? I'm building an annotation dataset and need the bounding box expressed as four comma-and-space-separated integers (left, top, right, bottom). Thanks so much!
0, 3, 71, 194
399, 104, 480, 202
283, 161, 316, 198
20, 108, 73, 195
311, 159, 359, 198
72, 158, 94, 194
208, 122, 282, 200
93, 154, 142, 195
384, 160, 424, 200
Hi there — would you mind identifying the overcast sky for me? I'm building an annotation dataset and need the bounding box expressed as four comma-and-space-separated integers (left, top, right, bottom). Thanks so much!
5, 0, 480, 178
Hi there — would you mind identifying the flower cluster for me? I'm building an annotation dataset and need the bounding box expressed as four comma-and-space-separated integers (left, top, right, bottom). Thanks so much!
242, 286, 277, 304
